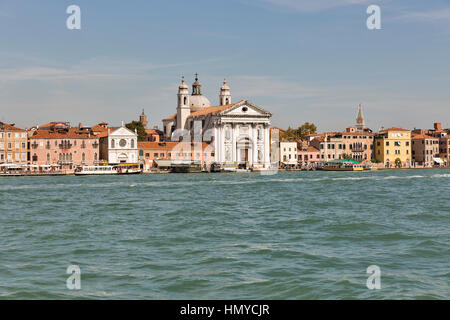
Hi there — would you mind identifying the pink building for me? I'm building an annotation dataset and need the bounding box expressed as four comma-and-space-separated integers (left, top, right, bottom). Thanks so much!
29, 122, 101, 173
297, 144, 321, 166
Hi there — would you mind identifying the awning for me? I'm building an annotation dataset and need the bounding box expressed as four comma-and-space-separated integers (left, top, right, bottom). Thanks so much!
154, 160, 172, 167
433, 158, 444, 164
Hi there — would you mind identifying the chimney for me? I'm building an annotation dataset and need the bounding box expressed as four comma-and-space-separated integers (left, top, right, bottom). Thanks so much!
78, 122, 82, 129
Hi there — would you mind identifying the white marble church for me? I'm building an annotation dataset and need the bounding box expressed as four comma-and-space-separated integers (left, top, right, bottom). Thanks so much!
162, 75, 272, 169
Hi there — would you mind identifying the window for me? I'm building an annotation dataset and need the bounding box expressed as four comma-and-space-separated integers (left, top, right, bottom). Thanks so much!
395, 141, 401, 146
131, 139, 135, 148
154, 153, 158, 157
386, 141, 389, 146
111, 139, 115, 148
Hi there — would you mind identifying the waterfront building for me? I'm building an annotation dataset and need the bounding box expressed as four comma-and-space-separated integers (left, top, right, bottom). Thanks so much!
439, 136, 450, 166
411, 134, 440, 167
138, 141, 215, 171
279, 141, 297, 168
311, 127, 374, 162
161, 76, 272, 169
297, 144, 321, 167
412, 123, 449, 166
99, 123, 138, 164
29, 122, 100, 172
0, 121, 28, 165
374, 127, 412, 168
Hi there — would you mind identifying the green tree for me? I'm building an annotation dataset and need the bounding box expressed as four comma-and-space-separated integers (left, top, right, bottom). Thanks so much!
126, 121, 147, 141
296, 122, 317, 140
280, 122, 317, 141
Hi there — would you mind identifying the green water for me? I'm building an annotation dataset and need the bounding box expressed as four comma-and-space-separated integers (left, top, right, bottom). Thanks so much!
0, 169, 449, 299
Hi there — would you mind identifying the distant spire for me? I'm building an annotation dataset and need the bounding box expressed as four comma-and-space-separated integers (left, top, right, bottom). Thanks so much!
356, 103, 365, 131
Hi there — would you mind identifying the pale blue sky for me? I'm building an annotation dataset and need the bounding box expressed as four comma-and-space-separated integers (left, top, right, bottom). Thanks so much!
0, 0, 449, 131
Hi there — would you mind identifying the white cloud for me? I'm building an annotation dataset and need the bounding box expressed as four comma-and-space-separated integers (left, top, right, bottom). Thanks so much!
243, 0, 373, 12
395, 8, 450, 22
232, 75, 325, 99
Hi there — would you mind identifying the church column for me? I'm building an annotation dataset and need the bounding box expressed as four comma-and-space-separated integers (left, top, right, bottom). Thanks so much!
214, 126, 219, 162
220, 125, 225, 163
232, 123, 237, 163
253, 124, 258, 165
264, 123, 270, 168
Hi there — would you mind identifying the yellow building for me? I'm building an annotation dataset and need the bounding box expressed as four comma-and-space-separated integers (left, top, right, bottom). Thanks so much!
374, 127, 412, 168
0, 121, 28, 164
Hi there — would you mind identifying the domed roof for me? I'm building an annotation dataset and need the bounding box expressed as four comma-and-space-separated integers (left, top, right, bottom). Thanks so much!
189, 95, 211, 112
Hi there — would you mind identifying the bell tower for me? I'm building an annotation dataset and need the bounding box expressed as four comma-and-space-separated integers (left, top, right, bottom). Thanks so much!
140, 109, 148, 129
219, 79, 231, 106
177, 76, 190, 129
356, 103, 365, 131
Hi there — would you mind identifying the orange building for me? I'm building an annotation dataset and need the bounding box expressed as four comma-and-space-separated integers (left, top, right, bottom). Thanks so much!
138, 141, 215, 171
0, 121, 28, 165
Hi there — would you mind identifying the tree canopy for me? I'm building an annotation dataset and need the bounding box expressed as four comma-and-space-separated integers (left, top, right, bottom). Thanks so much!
280, 122, 317, 141
125, 121, 147, 141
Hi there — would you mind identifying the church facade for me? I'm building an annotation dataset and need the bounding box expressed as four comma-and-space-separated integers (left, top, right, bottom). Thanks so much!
162, 76, 272, 169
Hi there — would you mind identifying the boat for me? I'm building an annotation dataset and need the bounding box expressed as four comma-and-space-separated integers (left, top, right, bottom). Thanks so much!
363, 164, 378, 171
322, 160, 364, 171
115, 163, 142, 174
74, 165, 118, 175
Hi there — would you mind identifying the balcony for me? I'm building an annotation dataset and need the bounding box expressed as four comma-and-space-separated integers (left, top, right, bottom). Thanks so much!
58, 143, 73, 149
58, 160, 73, 165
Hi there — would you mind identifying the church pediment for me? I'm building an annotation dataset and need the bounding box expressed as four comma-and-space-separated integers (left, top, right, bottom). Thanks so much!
220, 101, 272, 117
110, 126, 136, 137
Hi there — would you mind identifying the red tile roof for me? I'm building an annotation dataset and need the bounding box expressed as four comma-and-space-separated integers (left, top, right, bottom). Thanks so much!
379, 127, 410, 132
412, 133, 438, 140
30, 128, 98, 139
0, 121, 25, 131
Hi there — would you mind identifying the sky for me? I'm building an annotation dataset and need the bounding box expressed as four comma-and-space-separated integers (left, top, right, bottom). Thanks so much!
0, 0, 449, 132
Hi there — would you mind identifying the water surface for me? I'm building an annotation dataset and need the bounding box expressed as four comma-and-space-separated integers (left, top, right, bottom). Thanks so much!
0, 169, 449, 299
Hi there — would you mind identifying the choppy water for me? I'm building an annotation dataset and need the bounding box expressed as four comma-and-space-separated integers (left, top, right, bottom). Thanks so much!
0, 169, 449, 299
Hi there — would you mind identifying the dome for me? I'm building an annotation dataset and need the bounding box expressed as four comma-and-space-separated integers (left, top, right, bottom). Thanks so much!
189, 95, 211, 112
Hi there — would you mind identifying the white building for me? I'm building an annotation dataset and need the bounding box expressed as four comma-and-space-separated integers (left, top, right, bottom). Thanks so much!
280, 141, 298, 167
162, 76, 272, 169
106, 124, 138, 164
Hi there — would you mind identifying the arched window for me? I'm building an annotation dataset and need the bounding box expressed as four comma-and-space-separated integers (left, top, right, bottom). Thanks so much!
111, 139, 115, 148
82, 153, 85, 162
131, 139, 135, 148
46, 153, 50, 163
94, 153, 98, 161
184, 97, 187, 105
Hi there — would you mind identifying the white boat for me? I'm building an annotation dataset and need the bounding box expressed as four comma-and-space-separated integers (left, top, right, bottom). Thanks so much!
74, 165, 118, 175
